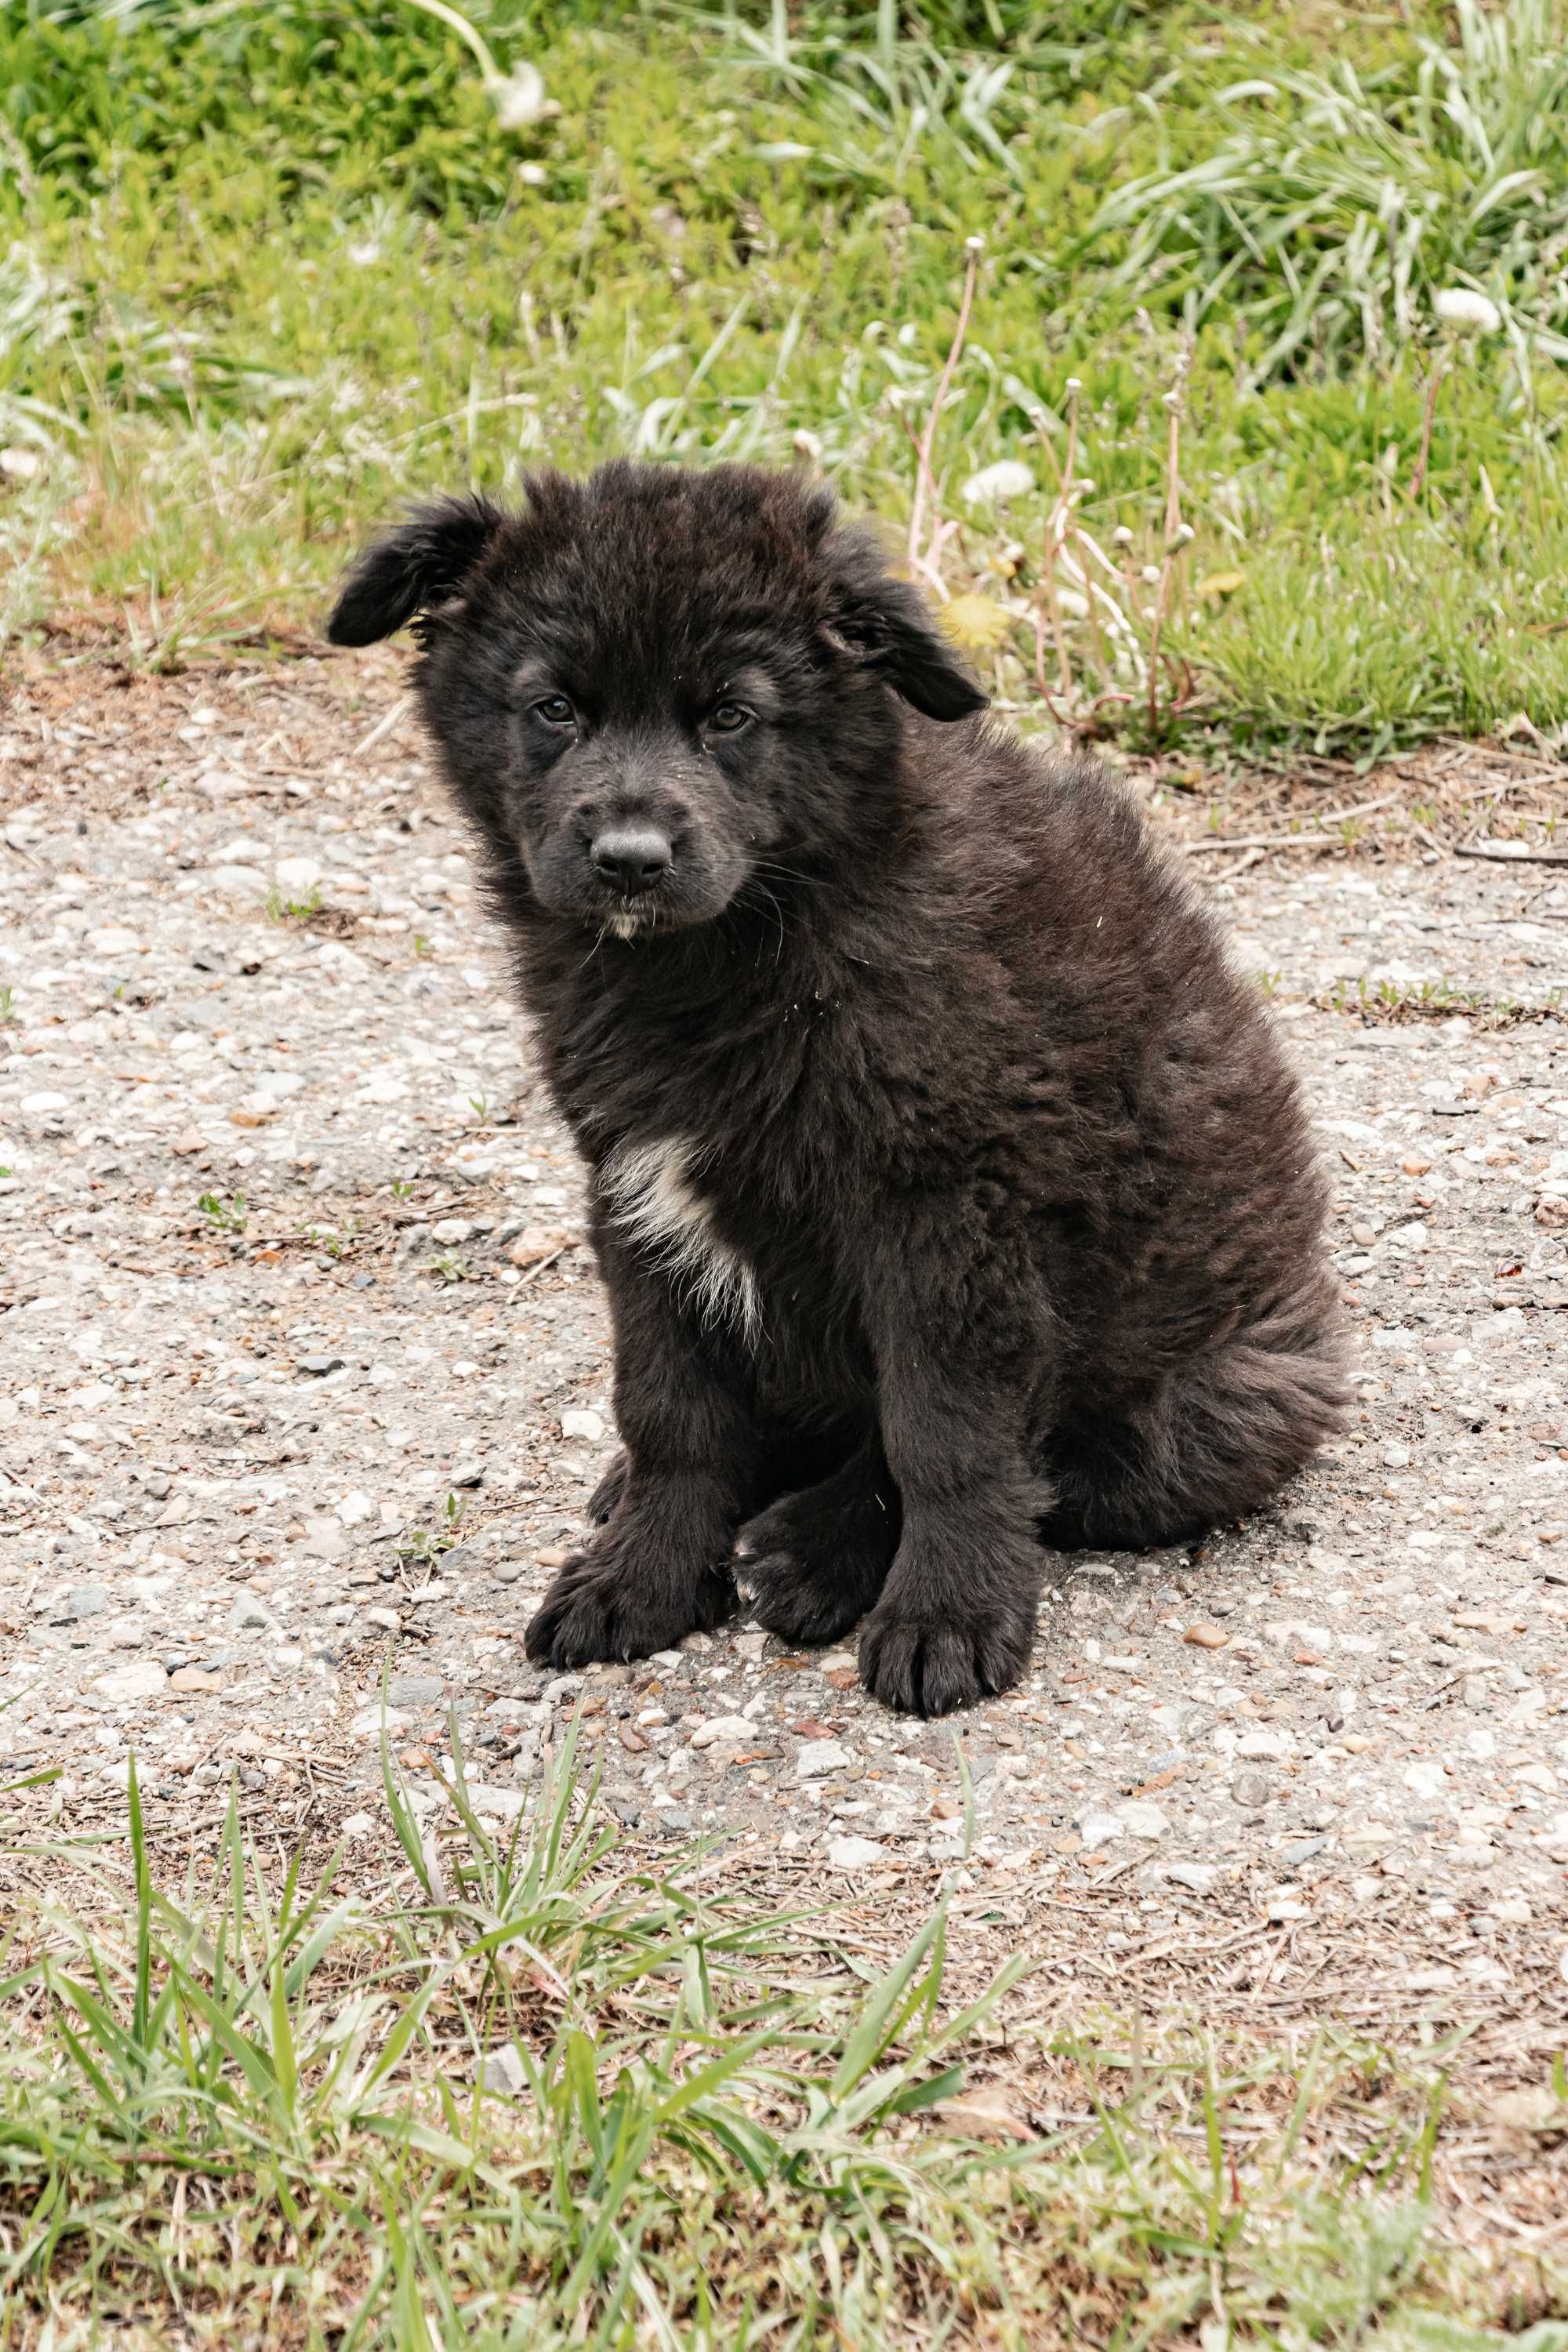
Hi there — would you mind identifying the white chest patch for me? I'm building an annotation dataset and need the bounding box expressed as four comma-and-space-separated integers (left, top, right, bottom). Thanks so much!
602, 1136, 761, 1342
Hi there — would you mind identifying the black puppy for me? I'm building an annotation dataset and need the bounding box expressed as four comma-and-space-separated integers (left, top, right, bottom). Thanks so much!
329, 460, 1345, 1716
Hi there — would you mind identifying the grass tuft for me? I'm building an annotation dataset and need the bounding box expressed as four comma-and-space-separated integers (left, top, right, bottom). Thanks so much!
2, 1730, 1563, 2343
4, 0, 1568, 760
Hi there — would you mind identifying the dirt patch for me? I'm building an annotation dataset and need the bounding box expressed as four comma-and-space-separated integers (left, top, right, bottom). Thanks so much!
2, 654, 1566, 2158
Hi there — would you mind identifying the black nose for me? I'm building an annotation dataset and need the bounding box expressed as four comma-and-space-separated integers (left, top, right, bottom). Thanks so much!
590, 826, 672, 895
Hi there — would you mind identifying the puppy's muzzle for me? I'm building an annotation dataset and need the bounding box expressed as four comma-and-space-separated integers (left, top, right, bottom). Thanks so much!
590, 825, 671, 898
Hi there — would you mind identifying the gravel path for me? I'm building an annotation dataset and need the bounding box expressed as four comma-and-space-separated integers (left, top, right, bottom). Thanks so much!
2, 652, 1566, 2034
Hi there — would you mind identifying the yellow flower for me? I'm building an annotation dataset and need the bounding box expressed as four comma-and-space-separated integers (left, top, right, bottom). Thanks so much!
939, 594, 1015, 652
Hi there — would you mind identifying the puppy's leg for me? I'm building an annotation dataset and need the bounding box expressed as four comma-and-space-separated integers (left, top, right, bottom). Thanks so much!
734, 1428, 900, 1646
1045, 1289, 1348, 1548
525, 1237, 757, 1668
855, 1215, 1051, 1716
585, 1450, 630, 1530
586, 1417, 855, 1539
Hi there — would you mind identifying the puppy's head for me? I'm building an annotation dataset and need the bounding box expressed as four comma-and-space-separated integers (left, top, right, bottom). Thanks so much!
327, 462, 985, 937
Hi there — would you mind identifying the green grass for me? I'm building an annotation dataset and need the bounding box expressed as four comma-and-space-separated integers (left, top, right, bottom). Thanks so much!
4, 0, 1568, 756
197, 1188, 249, 1233
2, 1729, 1564, 2347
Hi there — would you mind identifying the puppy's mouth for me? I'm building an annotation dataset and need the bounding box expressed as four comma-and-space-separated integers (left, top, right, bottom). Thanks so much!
601, 897, 659, 942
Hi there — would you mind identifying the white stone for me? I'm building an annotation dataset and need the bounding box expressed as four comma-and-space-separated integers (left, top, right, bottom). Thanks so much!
1079, 1812, 1123, 1849
690, 1715, 755, 1750
466, 1784, 525, 1820
85, 927, 143, 956
274, 856, 322, 895
826, 1835, 887, 1869
1117, 1800, 1169, 1841
90, 1661, 168, 1704
561, 1407, 605, 1443
1403, 1759, 1446, 1801
1236, 1730, 1289, 1759
340, 1811, 376, 1837
337, 1489, 375, 1527
796, 1739, 851, 1780
211, 865, 267, 895
20, 1091, 68, 1115
476, 2042, 528, 2095
350, 1705, 411, 1736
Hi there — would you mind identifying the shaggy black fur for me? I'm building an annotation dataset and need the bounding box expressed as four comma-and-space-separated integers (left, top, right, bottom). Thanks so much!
328, 460, 1347, 1716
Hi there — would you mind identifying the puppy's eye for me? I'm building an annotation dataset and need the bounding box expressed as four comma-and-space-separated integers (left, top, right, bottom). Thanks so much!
530, 694, 575, 726
707, 701, 752, 735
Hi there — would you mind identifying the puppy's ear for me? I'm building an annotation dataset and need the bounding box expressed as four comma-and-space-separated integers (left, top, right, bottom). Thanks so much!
823, 536, 987, 721
327, 495, 506, 646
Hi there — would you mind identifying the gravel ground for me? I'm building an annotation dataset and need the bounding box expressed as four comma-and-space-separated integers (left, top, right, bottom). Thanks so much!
2, 651, 1566, 2054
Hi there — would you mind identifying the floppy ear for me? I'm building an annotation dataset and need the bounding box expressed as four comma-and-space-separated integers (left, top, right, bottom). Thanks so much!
326, 495, 506, 646
823, 535, 988, 721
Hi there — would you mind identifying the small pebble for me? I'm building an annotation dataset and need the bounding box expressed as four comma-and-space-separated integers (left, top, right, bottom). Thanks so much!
826, 1835, 887, 1869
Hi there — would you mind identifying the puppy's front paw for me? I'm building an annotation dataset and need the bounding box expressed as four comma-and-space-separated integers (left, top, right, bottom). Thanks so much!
524, 1533, 733, 1668
858, 1599, 1031, 1718
734, 1477, 896, 1646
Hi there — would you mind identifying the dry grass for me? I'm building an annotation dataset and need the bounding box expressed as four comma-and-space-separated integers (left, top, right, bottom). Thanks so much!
2, 1719, 1566, 2350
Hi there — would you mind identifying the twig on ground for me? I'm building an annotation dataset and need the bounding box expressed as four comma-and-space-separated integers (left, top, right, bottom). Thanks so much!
1188, 836, 1341, 857
516, 1244, 568, 1289
1454, 842, 1568, 866
906, 237, 982, 583
350, 694, 413, 760
1185, 790, 1403, 853
1409, 351, 1446, 503
1040, 376, 1081, 705
1144, 354, 1192, 741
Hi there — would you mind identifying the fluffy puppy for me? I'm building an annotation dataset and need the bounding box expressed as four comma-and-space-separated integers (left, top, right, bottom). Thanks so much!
328, 460, 1346, 1716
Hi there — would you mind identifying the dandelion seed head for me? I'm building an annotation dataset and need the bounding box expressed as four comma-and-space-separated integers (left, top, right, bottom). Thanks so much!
1435, 288, 1501, 335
